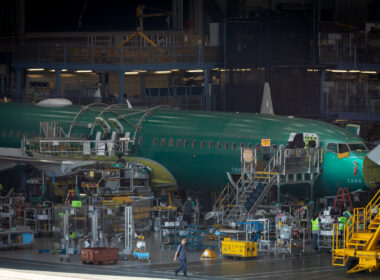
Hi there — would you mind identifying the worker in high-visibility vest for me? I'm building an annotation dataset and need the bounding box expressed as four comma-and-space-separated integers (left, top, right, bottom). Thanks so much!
343, 210, 352, 219
338, 216, 346, 231
343, 209, 353, 226
311, 214, 320, 250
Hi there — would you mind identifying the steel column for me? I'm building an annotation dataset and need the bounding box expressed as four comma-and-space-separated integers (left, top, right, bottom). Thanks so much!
119, 71, 124, 104
204, 69, 210, 111
276, 185, 281, 207
55, 69, 61, 97
16, 68, 21, 102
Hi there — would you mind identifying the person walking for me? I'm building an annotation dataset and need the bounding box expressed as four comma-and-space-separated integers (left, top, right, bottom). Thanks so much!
174, 237, 187, 277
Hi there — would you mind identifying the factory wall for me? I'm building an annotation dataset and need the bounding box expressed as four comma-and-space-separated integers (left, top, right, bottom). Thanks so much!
224, 68, 320, 117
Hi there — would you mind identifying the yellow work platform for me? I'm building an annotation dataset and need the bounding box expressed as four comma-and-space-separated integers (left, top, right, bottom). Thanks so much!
332, 189, 380, 273
221, 238, 258, 258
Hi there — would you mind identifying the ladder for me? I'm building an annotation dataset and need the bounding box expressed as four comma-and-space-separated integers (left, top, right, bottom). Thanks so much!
332, 188, 380, 273
333, 187, 353, 215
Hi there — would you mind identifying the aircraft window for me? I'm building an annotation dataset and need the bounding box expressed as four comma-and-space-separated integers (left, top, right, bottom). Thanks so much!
17, 130, 21, 138
161, 138, 166, 147
338, 144, 349, 153
176, 139, 182, 148
348, 143, 367, 152
225, 142, 230, 150
327, 143, 338, 153
2, 129, 6, 138
192, 140, 197, 148
153, 137, 158, 146
217, 141, 222, 149
31, 131, 36, 138
9, 130, 14, 138
248, 143, 253, 148
208, 140, 214, 149
240, 143, 245, 149
201, 140, 206, 149
168, 138, 174, 147
138, 136, 143, 145
232, 142, 237, 150
184, 139, 189, 147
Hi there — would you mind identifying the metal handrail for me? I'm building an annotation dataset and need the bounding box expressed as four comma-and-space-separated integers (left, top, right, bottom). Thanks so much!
365, 189, 380, 224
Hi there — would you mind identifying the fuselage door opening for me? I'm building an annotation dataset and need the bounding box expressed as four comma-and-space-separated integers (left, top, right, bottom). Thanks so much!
287, 132, 320, 149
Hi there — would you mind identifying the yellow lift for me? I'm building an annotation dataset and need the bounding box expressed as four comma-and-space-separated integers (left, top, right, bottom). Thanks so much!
332, 189, 380, 273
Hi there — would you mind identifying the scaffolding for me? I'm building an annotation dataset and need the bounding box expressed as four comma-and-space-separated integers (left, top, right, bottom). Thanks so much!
213, 145, 321, 226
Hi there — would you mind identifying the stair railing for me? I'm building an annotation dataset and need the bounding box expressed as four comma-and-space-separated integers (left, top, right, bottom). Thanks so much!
345, 214, 355, 248
214, 183, 236, 212
365, 189, 380, 224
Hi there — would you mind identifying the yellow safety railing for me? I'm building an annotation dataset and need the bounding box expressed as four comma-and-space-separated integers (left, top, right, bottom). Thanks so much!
354, 207, 365, 231
332, 223, 348, 266
345, 214, 354, 247
365, 189, 380, 224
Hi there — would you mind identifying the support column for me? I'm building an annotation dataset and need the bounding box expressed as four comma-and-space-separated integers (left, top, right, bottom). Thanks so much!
309, 184, 315, 206
118, 71, 124, 104
204, 69, 211, 111
276, 185, 281, 207
319, 69, 325, 119
16, 68, 21, 102
141, 76, 145, 96
55, 69, 61, 97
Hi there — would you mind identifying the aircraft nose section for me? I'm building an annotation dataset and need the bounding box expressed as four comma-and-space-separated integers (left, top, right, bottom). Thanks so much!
363, 145, 380, 190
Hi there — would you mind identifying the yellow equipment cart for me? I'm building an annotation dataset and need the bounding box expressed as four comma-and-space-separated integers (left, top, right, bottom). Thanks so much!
221, 238, 258, 259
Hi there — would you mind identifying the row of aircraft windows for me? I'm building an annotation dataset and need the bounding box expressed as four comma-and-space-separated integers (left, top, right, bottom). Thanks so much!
147, 136, 253, 150
1, 129, 37, 139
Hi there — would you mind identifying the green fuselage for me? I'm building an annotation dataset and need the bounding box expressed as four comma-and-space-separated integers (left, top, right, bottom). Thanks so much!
0, 103, 373, 197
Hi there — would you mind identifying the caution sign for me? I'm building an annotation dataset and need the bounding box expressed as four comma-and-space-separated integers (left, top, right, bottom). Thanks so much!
261, 138, 271, 147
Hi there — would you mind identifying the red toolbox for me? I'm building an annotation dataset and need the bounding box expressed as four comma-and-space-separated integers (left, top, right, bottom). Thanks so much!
81, 247, 118, 265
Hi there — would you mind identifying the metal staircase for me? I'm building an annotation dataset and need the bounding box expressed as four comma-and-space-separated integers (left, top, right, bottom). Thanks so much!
208, 145, 321, 226
332, 188, 380, 273
221, 151, 279, 225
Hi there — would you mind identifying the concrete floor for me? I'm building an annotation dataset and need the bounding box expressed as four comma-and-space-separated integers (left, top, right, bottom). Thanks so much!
0, 232, 379, 280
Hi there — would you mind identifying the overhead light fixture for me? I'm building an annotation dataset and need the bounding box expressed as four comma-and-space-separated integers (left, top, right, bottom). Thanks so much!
348, 70, 360, 73
306, 69, 319, 72
171, 69, 179, 72
134, 70, 146, 73
330, 70, 347, 73
49, 69, 55, 72
155, 70, 171, 74
361, 71, 377, 74
125, 71, 139, 75
62, 69, 67, 72
27, 68, 44, 71
186, 69, 204, 73
75, 70, 92, 73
